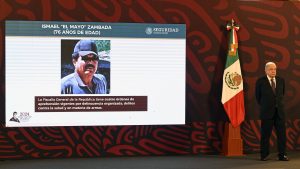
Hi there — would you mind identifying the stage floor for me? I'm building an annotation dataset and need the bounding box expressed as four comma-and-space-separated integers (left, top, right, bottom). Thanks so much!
1, 152, 299, 169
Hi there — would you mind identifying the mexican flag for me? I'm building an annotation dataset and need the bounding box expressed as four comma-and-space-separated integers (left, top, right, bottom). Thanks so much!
221, 20, 245, 128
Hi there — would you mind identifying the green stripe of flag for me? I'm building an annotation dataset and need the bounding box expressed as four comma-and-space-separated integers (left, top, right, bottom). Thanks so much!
225, 51, 239, 68
225, 29, 239, 68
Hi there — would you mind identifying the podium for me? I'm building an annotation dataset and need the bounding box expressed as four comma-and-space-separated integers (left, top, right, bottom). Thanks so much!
222, 122, 243, 156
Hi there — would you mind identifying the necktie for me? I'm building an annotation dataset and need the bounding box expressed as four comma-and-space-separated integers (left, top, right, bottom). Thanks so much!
271, 78, 276, 93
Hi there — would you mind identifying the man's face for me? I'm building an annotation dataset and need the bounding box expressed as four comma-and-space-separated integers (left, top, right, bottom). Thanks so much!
265, 63, 276, 78
73, 54, 99, 77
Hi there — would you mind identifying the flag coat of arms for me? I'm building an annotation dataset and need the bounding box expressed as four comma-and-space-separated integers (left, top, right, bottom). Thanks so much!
221, 19, 245, 128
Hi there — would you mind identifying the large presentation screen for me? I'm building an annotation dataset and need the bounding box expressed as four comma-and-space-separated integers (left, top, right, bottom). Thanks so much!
5, 21, 186, 127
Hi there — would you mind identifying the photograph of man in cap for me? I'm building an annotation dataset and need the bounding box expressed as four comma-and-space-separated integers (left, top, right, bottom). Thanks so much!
61, 40, 107, 94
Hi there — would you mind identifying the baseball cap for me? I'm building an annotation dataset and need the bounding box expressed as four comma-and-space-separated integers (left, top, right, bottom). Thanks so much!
72, 40, 98, 58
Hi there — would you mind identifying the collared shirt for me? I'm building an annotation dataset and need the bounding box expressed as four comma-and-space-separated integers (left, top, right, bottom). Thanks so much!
267, 75, 276, 88
61, 72, 107, 94
10, 117, 20, 123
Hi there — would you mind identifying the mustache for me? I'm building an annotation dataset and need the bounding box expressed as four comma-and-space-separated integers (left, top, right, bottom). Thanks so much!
84, 64, 95, 69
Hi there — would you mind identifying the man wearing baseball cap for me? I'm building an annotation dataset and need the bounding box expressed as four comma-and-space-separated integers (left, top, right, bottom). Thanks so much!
61, 40, 107, 94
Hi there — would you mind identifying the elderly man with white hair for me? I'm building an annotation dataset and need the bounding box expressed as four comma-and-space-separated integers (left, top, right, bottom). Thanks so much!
255, 62, 289, 161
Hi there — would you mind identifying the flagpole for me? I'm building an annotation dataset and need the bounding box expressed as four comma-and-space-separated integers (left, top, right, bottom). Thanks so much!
221, 19, 244, 156
222, 122, 243, 156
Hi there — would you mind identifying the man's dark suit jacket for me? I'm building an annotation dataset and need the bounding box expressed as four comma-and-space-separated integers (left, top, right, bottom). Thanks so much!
255, 76, 285, 120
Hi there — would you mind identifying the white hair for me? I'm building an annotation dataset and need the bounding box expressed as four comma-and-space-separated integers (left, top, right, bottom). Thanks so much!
265, 62, 276, 70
